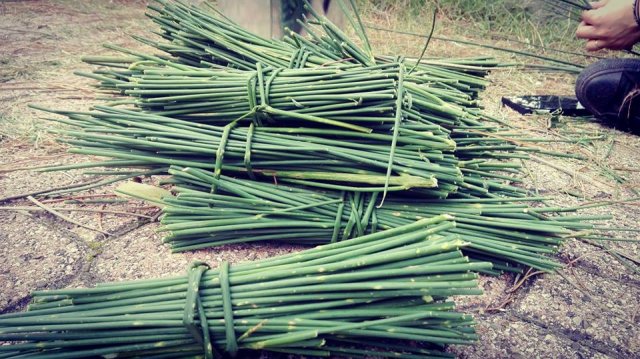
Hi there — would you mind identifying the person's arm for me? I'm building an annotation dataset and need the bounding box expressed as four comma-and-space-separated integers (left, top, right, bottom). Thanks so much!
576, 0, 640, 51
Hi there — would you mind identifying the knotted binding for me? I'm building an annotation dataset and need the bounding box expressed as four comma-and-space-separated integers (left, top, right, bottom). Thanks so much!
219, 261, 238, 357
183, 261, 220, 359
182, 261, 238, 358
330, 191, 380, 243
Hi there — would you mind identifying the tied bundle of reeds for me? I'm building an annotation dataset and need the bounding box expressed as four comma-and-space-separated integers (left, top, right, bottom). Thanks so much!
0, 218, 488, 358
118, 166, 599, 275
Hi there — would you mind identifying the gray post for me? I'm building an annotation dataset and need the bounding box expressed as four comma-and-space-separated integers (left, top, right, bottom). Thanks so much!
218, 0, 344, 39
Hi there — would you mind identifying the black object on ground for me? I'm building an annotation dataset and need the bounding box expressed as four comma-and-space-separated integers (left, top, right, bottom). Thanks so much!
502, 95, 591, 116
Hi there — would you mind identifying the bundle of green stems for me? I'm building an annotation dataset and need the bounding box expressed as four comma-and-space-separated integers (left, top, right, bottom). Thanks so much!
124, 0, 501, 74
119, 166, 605, 274
85, 61, 483, 132
38, 81, 538, 199
0, 217, 488, 358
38, 105, 464, 195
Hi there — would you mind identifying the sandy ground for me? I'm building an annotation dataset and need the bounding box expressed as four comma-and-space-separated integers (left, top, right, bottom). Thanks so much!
0, 1, 639, 358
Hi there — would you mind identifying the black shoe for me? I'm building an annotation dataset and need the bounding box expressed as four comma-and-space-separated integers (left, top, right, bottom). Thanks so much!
575, 58, 640, 133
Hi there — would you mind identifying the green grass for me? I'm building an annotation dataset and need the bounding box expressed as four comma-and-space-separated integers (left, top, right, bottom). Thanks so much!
359, 0, 588, 65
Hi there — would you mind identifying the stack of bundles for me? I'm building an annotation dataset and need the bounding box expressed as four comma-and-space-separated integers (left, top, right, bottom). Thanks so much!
80, 58, 529, 198
32, 1, 612, 273
1, 2, 620, 358
53, 44, 528, 199
0, 218, 488, 358
70, 2, 528, 199
40, 55, 526, 199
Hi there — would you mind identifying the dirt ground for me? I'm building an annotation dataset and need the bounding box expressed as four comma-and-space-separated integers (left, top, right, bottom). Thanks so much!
0, 1, 639, 358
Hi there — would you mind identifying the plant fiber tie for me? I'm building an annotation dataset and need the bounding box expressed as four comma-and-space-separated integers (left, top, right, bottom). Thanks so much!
211, 120, 238, 193
244, 122, 256, 180
183, 261, 221, 359
219, 261, 238, 357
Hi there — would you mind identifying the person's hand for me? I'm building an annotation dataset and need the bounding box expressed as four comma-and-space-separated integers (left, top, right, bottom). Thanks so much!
576, 0, 640, 51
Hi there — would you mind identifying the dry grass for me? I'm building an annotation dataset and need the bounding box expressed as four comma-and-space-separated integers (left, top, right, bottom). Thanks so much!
358, 0, 589, 62
0, 0, 154, 143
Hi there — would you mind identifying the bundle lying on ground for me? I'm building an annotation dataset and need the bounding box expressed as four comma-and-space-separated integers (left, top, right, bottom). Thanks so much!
38, 105, 460, 194
88, 60, 483, 131
38, 104, 530, 199
0, 217, 488, 358
119, 166, 604, 274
